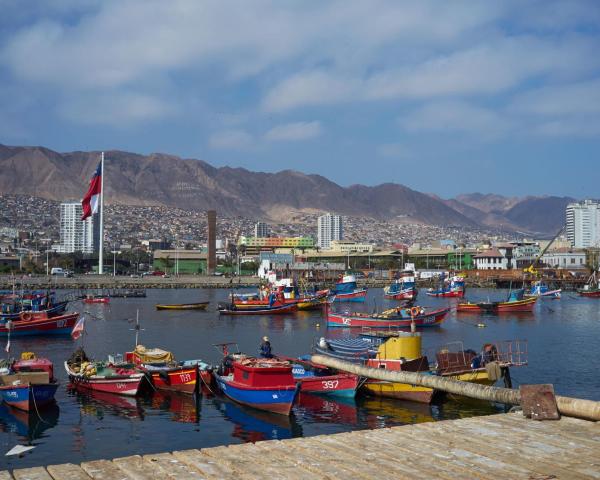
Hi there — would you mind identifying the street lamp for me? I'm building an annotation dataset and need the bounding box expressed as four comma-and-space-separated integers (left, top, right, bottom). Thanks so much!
111, 247, 121, 276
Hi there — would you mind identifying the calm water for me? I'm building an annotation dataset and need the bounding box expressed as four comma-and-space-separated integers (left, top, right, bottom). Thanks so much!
1, 287, 599, 469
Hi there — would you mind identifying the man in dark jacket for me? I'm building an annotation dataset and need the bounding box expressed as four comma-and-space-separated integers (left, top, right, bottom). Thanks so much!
259, 336, 273, 358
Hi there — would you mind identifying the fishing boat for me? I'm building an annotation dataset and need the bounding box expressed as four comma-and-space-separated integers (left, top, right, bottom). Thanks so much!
457, 289, 537, 313
326, 305, 449, 328
287, 357, 360, 398
0, 300, 68, 321
218, 302, 298, 315
434, 340, 527, 389
331, 275, 367, 302
425, 274, 465, 298
83, 295, 110, 304
213, 355, 298, 415
578, 271, 600, 298
155, 302, 209, 310
0, 353, 59, 412
524, 281, 561, 299
65, 349, 145, 396
383, 269, 418, 300
362, 333, 434, 403
124, 344, 212, 394
0, 311, 79, 337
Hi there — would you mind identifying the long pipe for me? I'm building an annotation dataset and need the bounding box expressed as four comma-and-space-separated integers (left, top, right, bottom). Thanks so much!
311, 355, 600, 422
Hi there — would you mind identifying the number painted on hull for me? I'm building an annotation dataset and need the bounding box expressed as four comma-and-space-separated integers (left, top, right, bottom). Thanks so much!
322, 380, 339, 389
179, 373, 192, 383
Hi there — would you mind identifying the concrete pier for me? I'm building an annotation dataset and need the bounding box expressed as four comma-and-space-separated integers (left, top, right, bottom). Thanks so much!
3, 412, 599, 479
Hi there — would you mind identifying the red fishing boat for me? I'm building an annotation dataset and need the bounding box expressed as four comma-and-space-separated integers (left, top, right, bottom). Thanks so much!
286, 357, 359, 397
0, 311, 79, 337
65, 349, 145, 396
326, 306, 449, 328
125, 345, 212, 394
83, 295, 110, 304
213, 355, 298, 415
578, 271, 600, 297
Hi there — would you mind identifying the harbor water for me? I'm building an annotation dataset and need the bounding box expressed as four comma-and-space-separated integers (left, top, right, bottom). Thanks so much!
1, 287, 598, 470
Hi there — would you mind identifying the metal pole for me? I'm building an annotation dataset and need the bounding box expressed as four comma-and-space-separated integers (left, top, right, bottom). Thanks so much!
46, 249, 49, 276
99, 152, 105, 274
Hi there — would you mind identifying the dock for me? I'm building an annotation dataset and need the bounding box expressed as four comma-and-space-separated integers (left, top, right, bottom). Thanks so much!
3, 412, 599, 479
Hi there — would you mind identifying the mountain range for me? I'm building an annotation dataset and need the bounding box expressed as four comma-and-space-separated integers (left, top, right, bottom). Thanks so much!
0, 144, 574, 235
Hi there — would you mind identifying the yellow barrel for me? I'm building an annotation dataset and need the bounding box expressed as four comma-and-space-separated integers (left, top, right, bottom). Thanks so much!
377, 334, 422, 360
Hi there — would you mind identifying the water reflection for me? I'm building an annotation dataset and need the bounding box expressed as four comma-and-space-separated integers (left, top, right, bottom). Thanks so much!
0, 403, 59, 442
213, 397, 301, 442
145, 391, 200, 424
296, 393, 359, 425
67, 385, 144, 420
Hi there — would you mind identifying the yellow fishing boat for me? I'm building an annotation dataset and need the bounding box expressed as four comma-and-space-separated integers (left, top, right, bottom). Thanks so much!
362, 333, 434, 403
155, 302, 209, 311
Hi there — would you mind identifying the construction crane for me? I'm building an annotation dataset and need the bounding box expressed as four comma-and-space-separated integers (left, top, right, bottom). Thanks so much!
523, 225, 566, 276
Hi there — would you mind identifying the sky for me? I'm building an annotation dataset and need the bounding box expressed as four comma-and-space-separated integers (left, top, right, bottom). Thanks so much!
0, 0, 599, 198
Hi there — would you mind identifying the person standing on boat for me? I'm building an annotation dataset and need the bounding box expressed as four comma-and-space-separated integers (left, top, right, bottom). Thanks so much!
259, 336, 273, 358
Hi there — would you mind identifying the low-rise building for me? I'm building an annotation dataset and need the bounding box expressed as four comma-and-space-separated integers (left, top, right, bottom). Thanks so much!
329, 240, 374, 253
153, 249, 207, 274
474, 248, 509, 270
541, 248, 587, 269
238, 236, 314, 255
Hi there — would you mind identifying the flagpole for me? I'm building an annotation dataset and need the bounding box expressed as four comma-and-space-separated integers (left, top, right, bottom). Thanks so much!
99, 152, 104, 274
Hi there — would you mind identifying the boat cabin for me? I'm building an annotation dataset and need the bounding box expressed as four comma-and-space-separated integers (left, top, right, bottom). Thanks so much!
232, 359, 295, 388
12, 357, 54, 382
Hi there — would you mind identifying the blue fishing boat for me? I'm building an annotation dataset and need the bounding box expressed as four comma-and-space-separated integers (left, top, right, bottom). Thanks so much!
0, 300, 68, 321
0, 355, 59, 411
213, 355, 298, 415
524, 281, 561, 299
332, 275, 367, 302
425, 274, 465, 298
384, 270, 418, 300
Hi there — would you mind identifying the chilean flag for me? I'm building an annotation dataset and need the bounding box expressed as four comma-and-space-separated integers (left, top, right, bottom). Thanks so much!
81, 161, 102, 220
71, 315, 86, 340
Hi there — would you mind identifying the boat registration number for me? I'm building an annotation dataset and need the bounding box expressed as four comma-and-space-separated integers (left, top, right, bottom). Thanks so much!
179, 373, 192, 383
322, 380, 339, 389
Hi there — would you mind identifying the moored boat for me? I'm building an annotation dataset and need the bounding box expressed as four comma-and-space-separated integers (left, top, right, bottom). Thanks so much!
457, 290, 537, 313
155, 302, 209, 310
578, 271, 600, 297
384, 269, 418, 300
326, 306, 449, 328
332, 275, 367, 302
125, 344, 212, 394
213, 355, 298, 415
218, 302, 298, 315
524, 281, 561, 299
0, 353, 59, 411
0, 311, 79, 337
65, 349, 145, 396
83, 295, 110, 304
425, 274, 465, 298
0, 300, 68, 321
288, 358, 359, 398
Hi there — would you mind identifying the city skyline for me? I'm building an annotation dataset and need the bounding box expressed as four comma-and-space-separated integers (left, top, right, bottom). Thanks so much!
0, 1, 599, 198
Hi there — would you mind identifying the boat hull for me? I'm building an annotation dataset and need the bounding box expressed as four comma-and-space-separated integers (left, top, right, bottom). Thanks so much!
457, 297, 537, 313
0, 383, 59, 411
296, 373, 359, 398
425, 290, 464, 298
362, 380, 433, 403
83, 297, 110, 304
65, 363, 144, 396
148, 367, 198, 394
578, 290, 600, 297
218, 304, 298, 315
0, 301, 68, 321
214, 374, 297, 415
327, 308, 448, 328
383, 290, 417, 300
332, 289, 367, 302
156, 303, 209, 310
0, 312, 78, 337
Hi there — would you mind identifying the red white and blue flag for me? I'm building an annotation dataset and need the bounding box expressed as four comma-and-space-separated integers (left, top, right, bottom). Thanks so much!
71, 315, 86, 340
81, 161, 102, 220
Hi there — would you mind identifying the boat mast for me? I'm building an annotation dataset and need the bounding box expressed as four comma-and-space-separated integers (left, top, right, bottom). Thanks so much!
99, 152, 105, 274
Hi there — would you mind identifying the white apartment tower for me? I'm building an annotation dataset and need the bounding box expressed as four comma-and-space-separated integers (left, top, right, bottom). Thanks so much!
566, 200, 600, 248
57, 202, 96, 253
254, 221, 270, 238
317, 213, 343, 249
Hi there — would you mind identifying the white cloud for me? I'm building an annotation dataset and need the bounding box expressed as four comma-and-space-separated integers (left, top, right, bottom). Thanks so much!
208, 129, 254, 150
59, 92, 176, 126
377, 143, 412, 159
264, 121, 322, 142
510, 79, 600, 116
399, 101, 510, 137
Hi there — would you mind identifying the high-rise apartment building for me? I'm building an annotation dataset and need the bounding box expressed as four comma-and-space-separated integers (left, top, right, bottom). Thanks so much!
566, 200, 600, 248
317, 213, 343, 249
57, 202, 96, 253
254, 222, 270, 238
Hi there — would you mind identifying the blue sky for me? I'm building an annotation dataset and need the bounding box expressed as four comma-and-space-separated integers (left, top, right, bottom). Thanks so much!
1, 0, 599, 198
